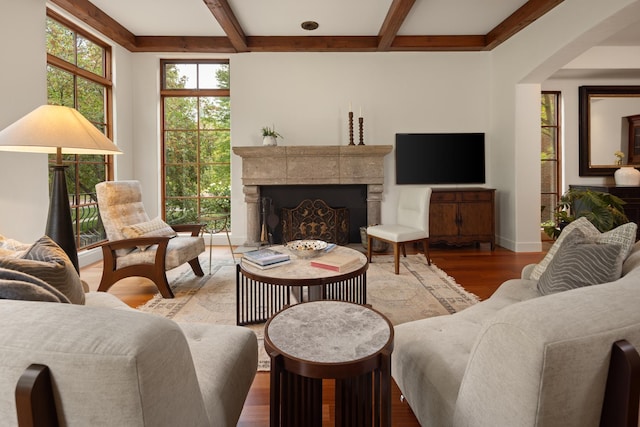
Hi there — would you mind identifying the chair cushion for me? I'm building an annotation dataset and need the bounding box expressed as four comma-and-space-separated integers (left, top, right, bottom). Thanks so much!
96, 180, 150, 256
367, 224, 428, 243
0, 236, 84, 304
116, 236, 205, 271
121, 217, 177, 251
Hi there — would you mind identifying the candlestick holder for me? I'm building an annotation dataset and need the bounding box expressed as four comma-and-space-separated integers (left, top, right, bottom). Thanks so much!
358, 117, 365, 145
348, 111, 354, 145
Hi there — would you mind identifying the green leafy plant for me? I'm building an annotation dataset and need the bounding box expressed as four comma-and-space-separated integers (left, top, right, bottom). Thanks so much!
543, 188, 629, 239
261, 125, 283, 139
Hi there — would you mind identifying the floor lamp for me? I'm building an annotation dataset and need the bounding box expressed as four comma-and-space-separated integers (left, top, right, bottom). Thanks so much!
0, 105, 122, 272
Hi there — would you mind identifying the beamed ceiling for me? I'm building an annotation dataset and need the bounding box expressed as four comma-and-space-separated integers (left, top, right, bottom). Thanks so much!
49, 0, 567, 53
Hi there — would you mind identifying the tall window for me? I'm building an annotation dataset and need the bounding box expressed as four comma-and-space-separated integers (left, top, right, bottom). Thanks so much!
161, 60, 231, 225
46, 10, 113, 250
541, 91, 561, 237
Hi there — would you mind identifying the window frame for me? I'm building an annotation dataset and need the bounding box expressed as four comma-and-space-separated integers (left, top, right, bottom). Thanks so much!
160, 59, 231, 225
46, 9, 114, 251
541, 91, 562, 235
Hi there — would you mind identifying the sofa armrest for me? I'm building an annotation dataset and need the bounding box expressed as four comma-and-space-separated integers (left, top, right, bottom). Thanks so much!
520, 263, 537, 280
453, 279, 640, 427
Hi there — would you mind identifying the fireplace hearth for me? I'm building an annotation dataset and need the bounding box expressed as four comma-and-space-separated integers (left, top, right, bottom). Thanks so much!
233, 145, 393, 246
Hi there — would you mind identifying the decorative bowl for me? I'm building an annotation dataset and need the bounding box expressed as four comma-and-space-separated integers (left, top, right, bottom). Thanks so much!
285, 239, 328, 259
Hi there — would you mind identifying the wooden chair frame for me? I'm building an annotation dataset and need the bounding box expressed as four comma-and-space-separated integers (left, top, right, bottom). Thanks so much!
367, 235, 430, 275
98, 224, 204, 299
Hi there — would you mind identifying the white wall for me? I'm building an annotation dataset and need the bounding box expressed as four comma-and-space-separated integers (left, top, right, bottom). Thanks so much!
3, 0, 640, 257
0, 0, 49, 242
489, 0, 640, 251
229, 52, 491, 244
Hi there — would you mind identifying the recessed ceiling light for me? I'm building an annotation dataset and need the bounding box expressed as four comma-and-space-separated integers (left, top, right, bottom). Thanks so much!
301, 21, 319, 31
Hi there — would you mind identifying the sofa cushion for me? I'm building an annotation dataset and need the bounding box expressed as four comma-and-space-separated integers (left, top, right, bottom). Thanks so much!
530, 217, 637, 281
0, 268, 70, 303
537, 229, 624, 295
0, 236, 85, 305
121, 217, 177, 251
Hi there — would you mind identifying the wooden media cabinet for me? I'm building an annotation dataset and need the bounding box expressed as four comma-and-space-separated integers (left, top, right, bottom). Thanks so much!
429, 188, 495, 249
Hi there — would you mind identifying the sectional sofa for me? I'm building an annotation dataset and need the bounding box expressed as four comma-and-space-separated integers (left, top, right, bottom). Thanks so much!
0, 235, 257, 427
392, 217, 640, 426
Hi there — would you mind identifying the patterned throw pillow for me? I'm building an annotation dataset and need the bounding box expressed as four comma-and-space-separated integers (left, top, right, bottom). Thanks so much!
121, 217, 177, 251
0, 267, 70, 303
537, 228, 625, 295
530, 217, 637, 281
0, 236, 85, 304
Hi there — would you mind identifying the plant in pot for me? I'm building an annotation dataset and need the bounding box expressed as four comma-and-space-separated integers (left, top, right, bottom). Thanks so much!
261, 126, 282, 146
543, 188, 629, 239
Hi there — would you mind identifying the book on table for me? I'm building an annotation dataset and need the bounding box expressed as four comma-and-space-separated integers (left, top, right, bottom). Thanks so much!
243, 248, 290, 266
242, 257, 291, 270
310, 252, 361, 272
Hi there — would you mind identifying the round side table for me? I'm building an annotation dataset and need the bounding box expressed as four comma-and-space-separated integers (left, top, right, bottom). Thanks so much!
264, 300, 394, 427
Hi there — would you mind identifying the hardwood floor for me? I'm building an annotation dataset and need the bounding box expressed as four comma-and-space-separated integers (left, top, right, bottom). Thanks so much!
80, 243, 545, 427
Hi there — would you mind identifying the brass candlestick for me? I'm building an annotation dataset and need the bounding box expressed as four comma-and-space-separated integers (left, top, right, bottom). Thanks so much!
358, 117, 364, 145
348, 111, 354, 145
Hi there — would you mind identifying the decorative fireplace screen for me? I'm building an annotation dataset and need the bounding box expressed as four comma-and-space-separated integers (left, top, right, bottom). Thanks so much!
281, 199, 349, 245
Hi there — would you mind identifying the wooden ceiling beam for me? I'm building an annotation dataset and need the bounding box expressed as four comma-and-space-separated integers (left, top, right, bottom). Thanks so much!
50, 0, 136, 51
484, 0, 564, 50
133, 36, 236, 53
246, 36, 379, 52
378, 0, 416, 51
391, 35, 486, 51
202, 0, 248, 52
50, 0, 564, 53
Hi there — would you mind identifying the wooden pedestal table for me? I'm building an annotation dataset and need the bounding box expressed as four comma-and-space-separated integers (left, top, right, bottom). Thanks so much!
236, 245, 368, 325
264, 300, 394, 427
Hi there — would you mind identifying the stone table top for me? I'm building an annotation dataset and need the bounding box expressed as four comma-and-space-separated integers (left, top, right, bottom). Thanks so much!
265, 300, 392, 364
240, 245, 367, 281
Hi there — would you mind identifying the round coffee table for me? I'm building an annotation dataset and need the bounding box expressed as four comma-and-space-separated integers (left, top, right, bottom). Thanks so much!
264, 300, 394, 427
236, 245, 368, 325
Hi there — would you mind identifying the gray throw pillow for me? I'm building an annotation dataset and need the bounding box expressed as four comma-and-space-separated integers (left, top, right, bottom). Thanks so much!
537, 229, 624, 295
530, 217, 637, 281
0, 267, 70, 303
0, 236, 85, 304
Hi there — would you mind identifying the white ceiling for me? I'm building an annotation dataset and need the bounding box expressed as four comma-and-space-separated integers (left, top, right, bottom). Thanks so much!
87, 0, 532, 38
76, 0, 640, 48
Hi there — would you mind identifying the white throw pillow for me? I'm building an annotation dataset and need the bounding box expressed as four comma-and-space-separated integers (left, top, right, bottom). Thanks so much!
121, 217, 177, 251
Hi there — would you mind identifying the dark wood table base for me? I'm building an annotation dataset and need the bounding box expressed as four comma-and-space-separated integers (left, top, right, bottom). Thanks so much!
236, 263, 367, 326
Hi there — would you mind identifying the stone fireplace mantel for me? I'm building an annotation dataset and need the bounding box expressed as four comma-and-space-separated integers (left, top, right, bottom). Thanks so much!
233, 145, 393, 245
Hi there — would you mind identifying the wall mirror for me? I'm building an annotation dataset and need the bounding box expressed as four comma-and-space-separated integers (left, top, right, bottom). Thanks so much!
579, 85, 640, 176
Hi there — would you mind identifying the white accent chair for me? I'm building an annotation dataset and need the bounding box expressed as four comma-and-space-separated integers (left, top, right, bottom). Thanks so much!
95, 180, 206, 298
367, 187, 432, 274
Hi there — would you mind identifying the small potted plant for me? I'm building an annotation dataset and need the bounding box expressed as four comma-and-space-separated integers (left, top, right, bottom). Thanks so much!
261, 125, 283, 146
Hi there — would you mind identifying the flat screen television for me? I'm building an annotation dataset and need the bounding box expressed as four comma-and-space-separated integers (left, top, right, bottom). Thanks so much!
395, 133, 486, 185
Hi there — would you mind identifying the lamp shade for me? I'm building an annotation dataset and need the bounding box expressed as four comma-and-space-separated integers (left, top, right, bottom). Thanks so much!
0, 105, 121, 155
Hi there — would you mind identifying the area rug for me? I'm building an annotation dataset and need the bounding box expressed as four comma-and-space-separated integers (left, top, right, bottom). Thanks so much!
137, 254, 479, 371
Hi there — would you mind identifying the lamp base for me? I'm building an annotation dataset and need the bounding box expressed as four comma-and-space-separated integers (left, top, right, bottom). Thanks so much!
45, 165, 79, 272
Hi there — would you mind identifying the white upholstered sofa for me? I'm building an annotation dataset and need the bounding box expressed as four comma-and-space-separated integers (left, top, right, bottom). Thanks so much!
0, 236, 257, 427
392, 217, 640, 427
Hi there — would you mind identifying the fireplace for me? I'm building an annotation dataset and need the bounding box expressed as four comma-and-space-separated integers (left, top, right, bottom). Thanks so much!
232, 145, 393, 246
262, 185, 367, 244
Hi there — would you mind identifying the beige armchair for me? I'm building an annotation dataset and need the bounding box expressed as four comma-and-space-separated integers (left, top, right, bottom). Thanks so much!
367, 187, 432, 274
95, 180, 205, 298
